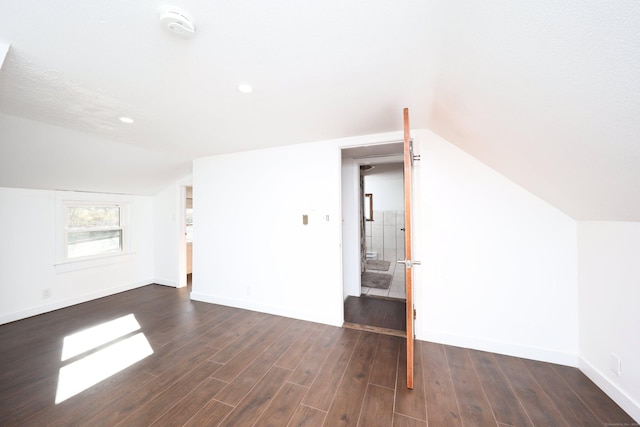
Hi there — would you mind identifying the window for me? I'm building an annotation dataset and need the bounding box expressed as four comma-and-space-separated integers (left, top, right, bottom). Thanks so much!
55, 192, 133, 271
64, 205, 124, 259
364, 193, 373, 221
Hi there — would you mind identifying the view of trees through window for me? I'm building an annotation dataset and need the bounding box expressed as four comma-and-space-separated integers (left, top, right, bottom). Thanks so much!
66, 206, 123, 259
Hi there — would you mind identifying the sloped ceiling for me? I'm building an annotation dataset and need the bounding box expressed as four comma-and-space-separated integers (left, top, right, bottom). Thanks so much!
0, 1, 638, 220
429, 1, 640, 221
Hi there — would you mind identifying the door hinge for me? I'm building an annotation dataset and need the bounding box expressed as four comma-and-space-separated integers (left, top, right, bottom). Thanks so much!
413, 154, 421, 162
413, 308, 417, 320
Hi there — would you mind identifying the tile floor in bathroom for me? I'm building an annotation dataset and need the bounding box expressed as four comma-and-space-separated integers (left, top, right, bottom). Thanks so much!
361, 260, 406, 300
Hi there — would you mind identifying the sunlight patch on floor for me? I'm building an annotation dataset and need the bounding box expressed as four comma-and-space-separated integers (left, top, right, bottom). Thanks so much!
61, 314, 142, 361
56, 314, 153, 404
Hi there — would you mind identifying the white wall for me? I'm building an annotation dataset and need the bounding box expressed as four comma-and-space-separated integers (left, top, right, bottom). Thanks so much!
0, 187, 154, 325
152, 175, 192, 287
190, 129, 579, 366
577, 222, 640, 421
192, 142, 344, 326
363, 163, 404, 211
341, 158, 361, 299
413, 129, 579, 365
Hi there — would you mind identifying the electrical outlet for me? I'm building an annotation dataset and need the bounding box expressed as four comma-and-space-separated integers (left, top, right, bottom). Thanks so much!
610, 353, 622, 376
42, 288, 52, 299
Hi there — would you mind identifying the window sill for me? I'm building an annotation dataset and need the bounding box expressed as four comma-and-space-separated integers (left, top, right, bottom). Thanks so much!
54, 251, 136, 274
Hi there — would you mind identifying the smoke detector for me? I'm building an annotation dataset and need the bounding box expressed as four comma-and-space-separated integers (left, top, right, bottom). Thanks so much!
159, 8, 195, 39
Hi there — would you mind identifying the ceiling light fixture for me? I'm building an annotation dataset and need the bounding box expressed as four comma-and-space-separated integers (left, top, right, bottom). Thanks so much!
119, 116, 134, 124
237, 83, 253, 94
159, 8, 195, 39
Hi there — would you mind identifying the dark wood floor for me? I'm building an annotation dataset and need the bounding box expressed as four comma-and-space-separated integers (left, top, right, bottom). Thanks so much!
343, 295, 406, 333
0, 284, 635, 426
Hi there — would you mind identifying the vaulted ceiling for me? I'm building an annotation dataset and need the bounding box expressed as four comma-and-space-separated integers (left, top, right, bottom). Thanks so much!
1, 1, 639, 220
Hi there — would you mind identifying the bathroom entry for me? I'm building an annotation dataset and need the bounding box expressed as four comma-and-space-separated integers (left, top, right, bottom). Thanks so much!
343, 154, 407, 335
185, 186, 193, 286
361, 162, 406, 300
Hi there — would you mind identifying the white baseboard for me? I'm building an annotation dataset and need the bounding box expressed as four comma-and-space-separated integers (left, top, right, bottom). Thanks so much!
190, 292, 343, 327
0, 280, 152, 325
418, 330, 579, 367
579, 357, 640, 423
153, 278, 179, 287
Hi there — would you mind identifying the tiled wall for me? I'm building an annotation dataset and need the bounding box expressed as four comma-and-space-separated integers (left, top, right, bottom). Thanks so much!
365, 210, 405, 261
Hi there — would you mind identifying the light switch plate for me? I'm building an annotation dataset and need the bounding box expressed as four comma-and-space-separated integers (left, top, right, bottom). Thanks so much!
610, 353, 622, 376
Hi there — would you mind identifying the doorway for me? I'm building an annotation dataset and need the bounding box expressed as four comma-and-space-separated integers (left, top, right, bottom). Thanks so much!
341, 144, 406, 335
360, 162, 405, 298
185, 186, 193, 288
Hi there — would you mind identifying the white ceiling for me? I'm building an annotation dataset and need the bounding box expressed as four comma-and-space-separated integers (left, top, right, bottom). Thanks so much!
1, 1, 639, 220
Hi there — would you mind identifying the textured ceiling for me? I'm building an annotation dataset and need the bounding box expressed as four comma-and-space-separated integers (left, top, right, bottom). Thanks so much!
0, 0, 639, 220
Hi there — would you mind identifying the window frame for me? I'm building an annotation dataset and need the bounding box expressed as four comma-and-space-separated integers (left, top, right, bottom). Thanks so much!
55, 192, 132, 270
63, 202, 126, 261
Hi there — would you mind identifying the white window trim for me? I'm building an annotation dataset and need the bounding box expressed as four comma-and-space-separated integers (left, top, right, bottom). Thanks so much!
55, 192, 134, 273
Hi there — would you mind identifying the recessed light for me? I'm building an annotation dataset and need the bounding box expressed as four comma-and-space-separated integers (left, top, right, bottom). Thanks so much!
237, 83, 253, 94
119, 116, 134, 124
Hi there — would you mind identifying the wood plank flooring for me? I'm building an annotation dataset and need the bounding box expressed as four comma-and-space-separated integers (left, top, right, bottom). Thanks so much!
343, 295, 406, 332
0, 284, 636, 426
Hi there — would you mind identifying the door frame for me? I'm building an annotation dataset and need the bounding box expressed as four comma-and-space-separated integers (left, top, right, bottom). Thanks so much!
402, 107, 415, 389
340, 149, 404, 301
176, 185, 189, 288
